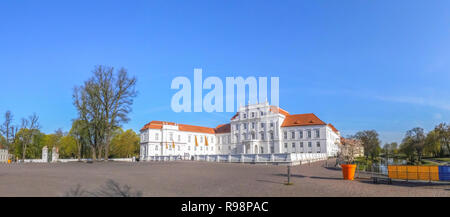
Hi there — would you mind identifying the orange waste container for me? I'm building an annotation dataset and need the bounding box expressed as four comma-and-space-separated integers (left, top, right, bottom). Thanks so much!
342, 164, 357, 180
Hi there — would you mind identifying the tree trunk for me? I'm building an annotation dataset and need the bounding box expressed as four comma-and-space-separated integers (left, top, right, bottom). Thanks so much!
97, 146, 102, 161
91, 147, 97, 161
77, 144, 81, 161
22, 145, 26, 160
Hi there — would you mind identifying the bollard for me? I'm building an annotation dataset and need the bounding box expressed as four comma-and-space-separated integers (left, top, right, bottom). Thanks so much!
285, 165, 293, 185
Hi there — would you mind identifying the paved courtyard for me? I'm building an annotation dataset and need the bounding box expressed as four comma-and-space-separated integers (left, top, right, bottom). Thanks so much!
0, 159, 449, 197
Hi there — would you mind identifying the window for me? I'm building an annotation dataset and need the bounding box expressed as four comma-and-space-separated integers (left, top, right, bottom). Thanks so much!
200, 136, 203, 142
178, 135, 181, 142
270, 122, 274, 127
284, 143, 288, 148
260, 111, 264, 116
300, 142, 303, 148
315, 129, 320, 138
308, 142, 312, 147
155, 145, 158, 150
270, 132, 274, 140
228, 146, 231, 150
251, 132, 256, 140
236, 124, 239, 130
260, 132, 265, 140
292, 143, 296, 148
178, 146, 180, 151
169, 133, 173, 141
252, 122, 255, 129
299, 131, 303, 139
284, 132, 288, 139
155, 133, 159, 140
211, 137, 214, 143
261, 123, 265, 128
206, 147, 208, 151
243, 123, 247, 129
243, 114, 247, 118
188, 146, 191, 150
307, 130, 311, 138
188, 135, 191, 143
252, 112, 255, 118
316, 142, 320, 147
291, 132, 295, 139
317, 150, 321, 153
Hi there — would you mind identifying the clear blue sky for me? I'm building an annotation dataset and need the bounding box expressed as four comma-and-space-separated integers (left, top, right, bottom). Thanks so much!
1, 0, 449, 144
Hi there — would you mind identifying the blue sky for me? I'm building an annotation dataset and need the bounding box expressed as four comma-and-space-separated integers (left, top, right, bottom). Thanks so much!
0, 0, 449, 144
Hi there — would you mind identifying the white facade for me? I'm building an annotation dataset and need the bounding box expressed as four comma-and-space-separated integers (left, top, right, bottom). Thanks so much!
0, 149, 8, 163
140, 102, 341, 160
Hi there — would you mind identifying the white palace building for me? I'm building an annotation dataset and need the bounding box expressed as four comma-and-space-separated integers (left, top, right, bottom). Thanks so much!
140, 102, 341, 161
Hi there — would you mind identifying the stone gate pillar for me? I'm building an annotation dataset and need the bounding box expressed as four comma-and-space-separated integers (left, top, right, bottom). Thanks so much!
42, 146, 48, 162
51, 146, 59, 162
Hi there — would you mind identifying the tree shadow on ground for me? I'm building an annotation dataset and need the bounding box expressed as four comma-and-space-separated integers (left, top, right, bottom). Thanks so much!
309, 176, 342, 180
273, 173, 307, 178
64, 179, 143, 197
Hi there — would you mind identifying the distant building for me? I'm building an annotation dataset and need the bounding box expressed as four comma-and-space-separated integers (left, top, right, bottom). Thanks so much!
0, 149, 9, 163
139, 102, 341, 160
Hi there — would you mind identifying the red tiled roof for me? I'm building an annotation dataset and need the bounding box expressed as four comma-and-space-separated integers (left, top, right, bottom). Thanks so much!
214, 124, 231, 134
178, 124, 215, 134
327, 123, 339, 134
270, 106, 290, 116
141, 120, 218, 134
281, 113, 326, 127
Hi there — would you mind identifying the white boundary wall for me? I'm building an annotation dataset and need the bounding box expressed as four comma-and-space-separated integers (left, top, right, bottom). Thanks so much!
22, 158, 134, 163
146, 153, 327, 166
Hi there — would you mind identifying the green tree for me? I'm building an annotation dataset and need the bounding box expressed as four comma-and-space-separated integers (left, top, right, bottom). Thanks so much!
59, 135, 78, 159
14, 128, 45, 159
424, 130, 441, 157
352, 130, 381, 160
400, 127, 426, 164
42, 129, 64, 150
434, 123, 449, 156
69, 119, 90, 160
0, 134, 6, 149
110, 129, 139, 158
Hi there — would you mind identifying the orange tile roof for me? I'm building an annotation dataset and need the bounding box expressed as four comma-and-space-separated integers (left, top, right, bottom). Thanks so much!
327, 123, 339, 134
281, 113, 326, 127
178, 124, 216, 134
214, 124, 231, 134
140, 120, 175, 131
270, 106, 290, 116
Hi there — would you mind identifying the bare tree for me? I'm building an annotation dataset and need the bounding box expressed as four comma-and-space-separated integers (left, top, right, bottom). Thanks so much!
18, 113, 40, 159
73, 82, 105, 161
73, 66, 137, 161
0, 111, 14, 150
